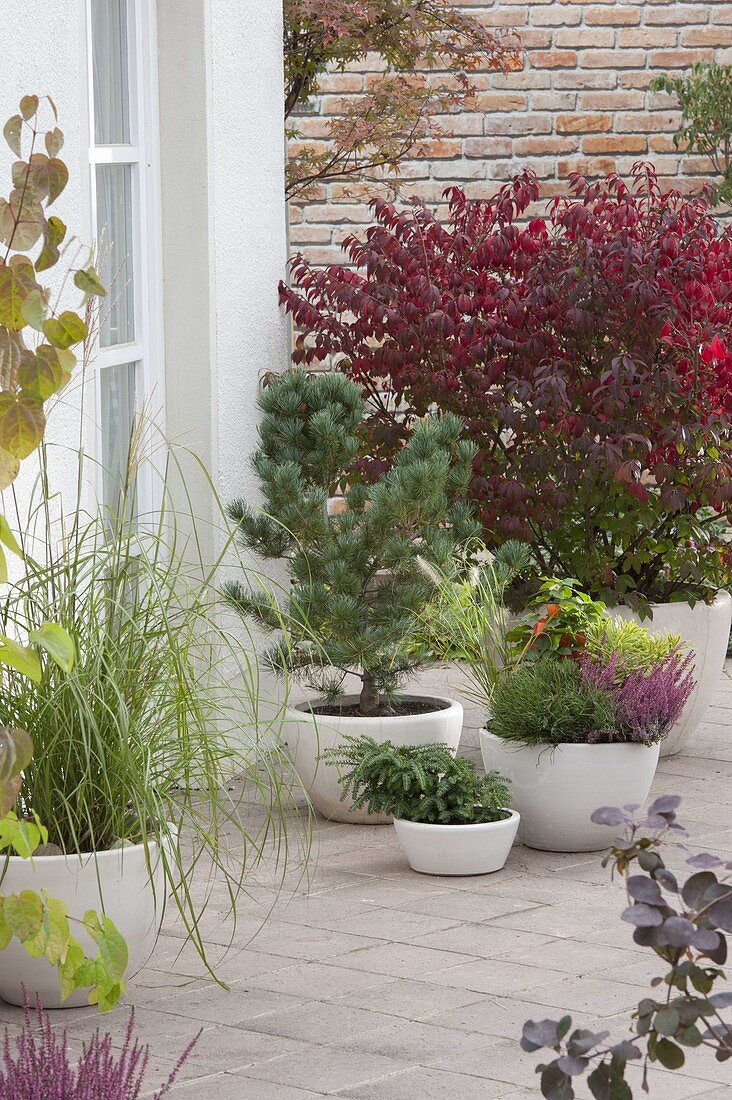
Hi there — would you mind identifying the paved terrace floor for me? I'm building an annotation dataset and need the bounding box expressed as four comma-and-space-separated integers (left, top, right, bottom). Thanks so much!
3, 665, 732, 1098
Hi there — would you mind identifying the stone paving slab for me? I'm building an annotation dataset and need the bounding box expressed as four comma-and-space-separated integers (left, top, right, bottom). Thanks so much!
2, 663, 731, 1098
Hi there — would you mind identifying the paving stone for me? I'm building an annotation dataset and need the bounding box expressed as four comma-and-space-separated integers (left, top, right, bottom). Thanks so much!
323, 941, 484, 979
167, 1075, 326, 1098
234, 1046, 411, 1093
338, 1017, 499, 1062
426, 957, 568, 997
410, 923, 556, 959
327, 977, 486, 1022
243, 1001, 399, 1045
336, 1065, 518, 1099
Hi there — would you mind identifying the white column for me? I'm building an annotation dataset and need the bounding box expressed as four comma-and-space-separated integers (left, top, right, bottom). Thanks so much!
157, 0, 288, 541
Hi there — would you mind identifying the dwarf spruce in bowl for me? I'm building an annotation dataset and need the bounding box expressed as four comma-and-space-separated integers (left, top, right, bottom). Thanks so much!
325, 738, 519, 876
326, 737, 509, 824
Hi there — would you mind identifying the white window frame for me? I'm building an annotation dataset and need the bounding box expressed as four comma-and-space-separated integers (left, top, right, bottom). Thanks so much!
86, 0, 165, 521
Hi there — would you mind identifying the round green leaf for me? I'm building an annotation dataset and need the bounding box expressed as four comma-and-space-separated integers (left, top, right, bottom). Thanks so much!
655, 1038, 685, 1070
4, 889, 43, 941
0, 392, 46, 458
19, 96, 38, 122
42, 310, 87, 349
3, 116, 22, 158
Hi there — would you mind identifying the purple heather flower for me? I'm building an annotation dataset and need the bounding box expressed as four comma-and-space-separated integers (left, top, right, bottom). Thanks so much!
579, 651, 695, 745
0, 995, 197, 1099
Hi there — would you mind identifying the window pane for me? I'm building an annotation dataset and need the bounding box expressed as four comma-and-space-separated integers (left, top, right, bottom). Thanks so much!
100, 362, 137, 526
96, 163, 134, 347
91, 0, 131, 144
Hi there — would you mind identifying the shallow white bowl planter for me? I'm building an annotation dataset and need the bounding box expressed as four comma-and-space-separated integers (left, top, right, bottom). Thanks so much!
283, 695, 463, 824
614, 590, 731, 757
0, 839, 166, 1008
479, 731, 660, 852
393, 811, 520, 876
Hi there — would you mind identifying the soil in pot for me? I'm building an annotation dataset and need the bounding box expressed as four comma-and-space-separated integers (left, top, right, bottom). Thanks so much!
308, 698, 451, 718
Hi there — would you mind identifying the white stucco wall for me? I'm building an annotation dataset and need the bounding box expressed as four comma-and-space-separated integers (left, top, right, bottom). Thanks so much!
157, 0, 288, 554
0, 1, 94, 534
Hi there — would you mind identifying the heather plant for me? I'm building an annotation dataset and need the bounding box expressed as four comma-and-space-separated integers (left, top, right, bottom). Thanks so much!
0, 998, 197, 1098
225, 368, 480, 717
281, 166, 732, 613
325, 736, 510, 824
522, 796, 732, 1098
284, 0, 519, 198
580, 653, 694, 745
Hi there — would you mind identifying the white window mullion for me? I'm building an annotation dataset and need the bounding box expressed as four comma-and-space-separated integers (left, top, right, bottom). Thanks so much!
87, 0, 164, 527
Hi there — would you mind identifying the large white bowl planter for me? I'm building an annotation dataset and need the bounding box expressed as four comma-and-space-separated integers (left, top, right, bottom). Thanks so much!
393, 811, 520, 875
0, 840, 166, 1008
479, 731, 660, 852
614, 590, 731, 757
283, 695, 463, 824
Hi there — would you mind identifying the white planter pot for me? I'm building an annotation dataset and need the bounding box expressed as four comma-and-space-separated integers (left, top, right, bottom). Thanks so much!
283, 695, 463, 824
393, 811, 520, 876
0, 839, 166, 1008
479, 731, 660, 852
614, 590, 731, 757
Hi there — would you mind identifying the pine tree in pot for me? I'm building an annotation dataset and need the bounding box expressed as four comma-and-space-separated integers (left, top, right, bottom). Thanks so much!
225, 368, 481, 822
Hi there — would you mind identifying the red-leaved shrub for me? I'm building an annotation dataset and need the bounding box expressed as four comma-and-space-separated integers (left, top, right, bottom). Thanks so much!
280, 166, 732, 608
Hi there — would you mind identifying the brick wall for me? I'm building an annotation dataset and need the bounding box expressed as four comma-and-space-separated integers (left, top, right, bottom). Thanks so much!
288, 0, 732, 264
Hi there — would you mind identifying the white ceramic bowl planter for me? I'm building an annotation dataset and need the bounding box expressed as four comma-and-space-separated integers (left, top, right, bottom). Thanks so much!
0, 839, 166, 1008
479, 731, 660, 852
283, 695, 463, 823
614, 590, 732, 757
393, 811, 520, 876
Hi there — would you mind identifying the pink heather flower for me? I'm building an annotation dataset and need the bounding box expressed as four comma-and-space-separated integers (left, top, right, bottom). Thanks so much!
579, 651, 695, 745
0, 995, 197, 1099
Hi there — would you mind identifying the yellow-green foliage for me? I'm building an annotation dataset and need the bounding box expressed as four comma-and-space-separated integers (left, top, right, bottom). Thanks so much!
585, 617, 682, 682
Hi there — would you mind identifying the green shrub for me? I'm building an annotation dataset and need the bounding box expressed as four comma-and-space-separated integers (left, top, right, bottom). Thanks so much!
489, 660, 616, 747
585, 617, 682, 683
324, 736, 510, 824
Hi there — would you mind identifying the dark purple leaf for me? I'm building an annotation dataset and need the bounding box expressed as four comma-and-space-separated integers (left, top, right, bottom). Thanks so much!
591, 806, 628, 827
687, 853, 723, 870
682, 871, 718, 911
709, 992, 732, 1009
627, 875, 664, 905
647, 795, 681, 816
522, 1019, 562, 1052
622, 903, 663, 927
557, 1054, 589, 1076
568, 1029, 609, 1056
661, 916, 696, 947
692, 929, 722, 953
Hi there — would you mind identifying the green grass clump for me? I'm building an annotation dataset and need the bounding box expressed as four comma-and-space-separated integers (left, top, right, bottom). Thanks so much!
489, 660, 616, 746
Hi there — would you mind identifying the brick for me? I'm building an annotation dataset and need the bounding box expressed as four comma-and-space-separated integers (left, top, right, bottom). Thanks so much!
650, 49, 715, 67
492, 72, 552, 89
315, 204, 374, 223
579, 49, 646, 68
531, 7, 582, 26
511, 28, 553, 47
555, 28, 615, 47
618, 28, 678, 47
556, 113, 612, 133
484, 114, 553, 135
289, 226, 333, 245
649, 134, 685, 153
585, 7, 641, 25
615, 110, 680, 132
682, 26, 732, 46
582, 135, 648, 154
316, 74, 363, 94
558, 156, 616, 177
476, 6, 528, 25
579, 91, 644, 109
646, 5, 708, 24
530, 92, 577, 110
618, 71, 662, 89
712, 7, 732, 24
514, 135, 578, 155
431, 160, 487, 180
530, 50, 578, 68
553, 71, 617, 90
475, 93, 529, 111
418, 139, 462, 158
463, 137, 514, 158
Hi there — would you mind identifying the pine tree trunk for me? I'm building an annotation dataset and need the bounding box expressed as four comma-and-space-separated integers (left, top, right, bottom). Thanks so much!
359, 675, 380, 716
